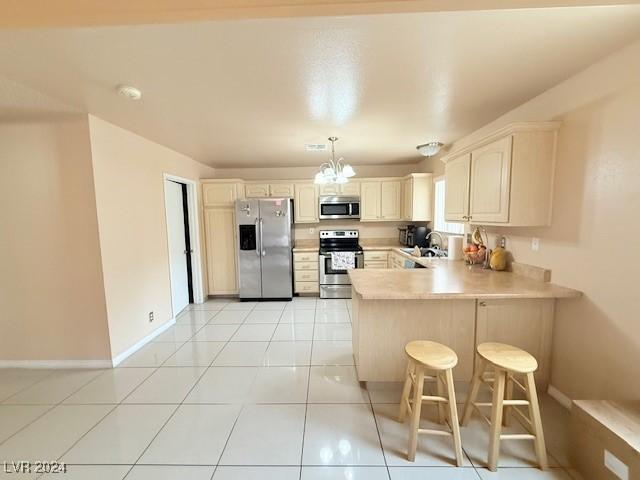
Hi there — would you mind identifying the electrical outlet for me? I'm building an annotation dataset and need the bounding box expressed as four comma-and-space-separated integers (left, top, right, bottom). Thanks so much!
604, 450, 629, 480
308, 227, 315, 234
531, 237, 540, 251
148, 311, 154, 323
500, 236, 506, 248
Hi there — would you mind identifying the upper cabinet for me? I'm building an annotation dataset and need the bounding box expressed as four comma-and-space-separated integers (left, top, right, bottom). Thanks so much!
245, 182, 294, 198
360, 179, 401, 221
269, 183, 295, 197
202, 180, 243, 207
380, 180, 402, 220
443, 122, 560, 227
294, 182, 319, 223
444, 154, 471, 222
402, 173, 433, 222
469, 136, 512, 223
319, 181, 360, 197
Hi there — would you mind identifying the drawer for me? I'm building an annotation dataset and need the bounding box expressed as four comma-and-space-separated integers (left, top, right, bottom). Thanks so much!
365, 260, 388, 269
295, 281, 319, 293
294, 261, 318, 271
364, 250, 389, 261
295, 270, 318, 282
293, 252, 318, 263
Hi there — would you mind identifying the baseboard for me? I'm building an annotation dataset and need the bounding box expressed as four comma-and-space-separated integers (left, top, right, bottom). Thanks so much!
0, 318, 177, 370
548, 384, 572, 410
0, 359, 112, 369
111, 317, 176, 367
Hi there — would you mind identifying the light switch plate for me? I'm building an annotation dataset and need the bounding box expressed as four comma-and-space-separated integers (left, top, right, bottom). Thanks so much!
604, 450, 629, 480
531, 237, 540, 251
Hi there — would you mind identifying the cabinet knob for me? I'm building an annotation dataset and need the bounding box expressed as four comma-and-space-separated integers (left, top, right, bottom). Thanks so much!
479, 301, 487, 307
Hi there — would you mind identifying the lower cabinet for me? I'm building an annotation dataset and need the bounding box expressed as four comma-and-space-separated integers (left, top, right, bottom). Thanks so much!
363, 250, 388, 269
204, 207, 238, 295
293, 252, 319, 293
475, 298, 554, 389
389, 252, 405, 269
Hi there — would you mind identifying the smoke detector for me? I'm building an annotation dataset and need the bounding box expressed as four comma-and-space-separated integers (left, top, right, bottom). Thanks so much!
117, 85, 142, 100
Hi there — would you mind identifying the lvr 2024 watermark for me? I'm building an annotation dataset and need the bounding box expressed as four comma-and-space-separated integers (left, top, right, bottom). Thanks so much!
3, 461, 67, 474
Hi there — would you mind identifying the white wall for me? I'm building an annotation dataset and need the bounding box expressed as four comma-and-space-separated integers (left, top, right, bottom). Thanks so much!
88, 116, 216, 359
0, 116, 112, 362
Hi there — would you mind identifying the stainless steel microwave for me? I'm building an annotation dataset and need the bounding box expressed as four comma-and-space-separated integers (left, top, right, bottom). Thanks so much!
318, 196, 360, 220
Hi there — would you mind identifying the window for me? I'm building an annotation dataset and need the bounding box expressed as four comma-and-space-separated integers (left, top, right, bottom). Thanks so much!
433, 176, 465, 235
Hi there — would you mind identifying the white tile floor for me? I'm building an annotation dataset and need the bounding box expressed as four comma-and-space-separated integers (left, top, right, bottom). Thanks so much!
0, 298, 578, 479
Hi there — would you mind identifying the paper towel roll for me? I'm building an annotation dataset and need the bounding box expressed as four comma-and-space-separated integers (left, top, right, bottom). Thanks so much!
448, 235, 464, 260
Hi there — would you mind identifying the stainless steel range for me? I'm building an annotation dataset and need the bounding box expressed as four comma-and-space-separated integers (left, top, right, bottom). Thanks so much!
318, 230, 364, 299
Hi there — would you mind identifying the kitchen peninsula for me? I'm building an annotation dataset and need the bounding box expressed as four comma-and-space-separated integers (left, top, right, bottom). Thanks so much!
348, 259, 580, 389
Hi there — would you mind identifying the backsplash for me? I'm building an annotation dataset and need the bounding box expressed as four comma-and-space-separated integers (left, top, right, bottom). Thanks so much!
294, 221, 427, 241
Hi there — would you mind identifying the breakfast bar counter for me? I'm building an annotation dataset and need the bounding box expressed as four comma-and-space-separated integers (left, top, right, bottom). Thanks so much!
348, 259, 580, 300
348, 260, 580, 387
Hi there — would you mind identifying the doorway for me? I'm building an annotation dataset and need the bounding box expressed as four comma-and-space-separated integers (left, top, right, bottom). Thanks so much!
163, 174, 204, 318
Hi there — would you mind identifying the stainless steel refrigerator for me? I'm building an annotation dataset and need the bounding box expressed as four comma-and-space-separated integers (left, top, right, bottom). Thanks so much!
235, 198, 294, 300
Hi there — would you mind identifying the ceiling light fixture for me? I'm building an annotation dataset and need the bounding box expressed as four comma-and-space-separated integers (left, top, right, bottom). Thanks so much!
313, 137, 355, 185
117, 84, 142, 100
416, 141, 443, 157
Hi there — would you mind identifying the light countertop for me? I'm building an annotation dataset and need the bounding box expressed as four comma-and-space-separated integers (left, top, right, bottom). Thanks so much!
348, 258, 581, 300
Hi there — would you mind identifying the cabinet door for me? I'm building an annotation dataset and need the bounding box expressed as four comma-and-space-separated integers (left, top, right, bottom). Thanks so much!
245, 184, 270, 198
202, 183, 238, 207
444, 154, 471, 221
269, 183, 294, 197
475, 298, 554, 389
360, 181, 381, 221
319, 184, 340, 196
340, 182, 360, 196
469, 136, 512, 223
402, 177, 413, 220
380, 180, 402, 220
294, 183, 319, 223
204, 208, 237, 294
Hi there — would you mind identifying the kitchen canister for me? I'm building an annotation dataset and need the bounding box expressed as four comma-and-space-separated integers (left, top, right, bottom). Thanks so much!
447, 235, 464, 260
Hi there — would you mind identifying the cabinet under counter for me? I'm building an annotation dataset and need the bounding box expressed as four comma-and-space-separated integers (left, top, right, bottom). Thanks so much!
348, 261, 580, 390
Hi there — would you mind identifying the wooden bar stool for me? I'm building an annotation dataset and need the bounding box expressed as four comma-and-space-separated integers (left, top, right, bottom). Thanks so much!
398, 340, 464, 466
461, 342, 548, 471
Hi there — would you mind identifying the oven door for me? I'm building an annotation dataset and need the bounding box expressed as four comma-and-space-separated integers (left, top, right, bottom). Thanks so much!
319, 252, 364, 285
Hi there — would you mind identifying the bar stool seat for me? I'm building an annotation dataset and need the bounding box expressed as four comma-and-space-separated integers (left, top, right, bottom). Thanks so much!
477, 342, 538, 373
406, 340, 458, 370
462, 342, 548, 472
398, 340, 464, 466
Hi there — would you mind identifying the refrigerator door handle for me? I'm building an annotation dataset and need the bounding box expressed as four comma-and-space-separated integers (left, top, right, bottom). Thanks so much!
254, 218, 261, 257
259, 218, 266, 257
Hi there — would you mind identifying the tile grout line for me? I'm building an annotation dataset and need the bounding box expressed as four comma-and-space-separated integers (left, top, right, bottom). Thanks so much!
123, 305, 255, 480
0, 368, 107, 449
51, 301, 236, 476
298, 295, 317, 480
122, 301, 250, 478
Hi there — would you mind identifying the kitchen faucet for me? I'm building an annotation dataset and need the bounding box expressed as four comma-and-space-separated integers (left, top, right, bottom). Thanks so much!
425, 231, 447, 257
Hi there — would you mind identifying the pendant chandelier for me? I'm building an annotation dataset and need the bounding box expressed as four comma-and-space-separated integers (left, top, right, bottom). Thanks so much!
313, 137, 356, 185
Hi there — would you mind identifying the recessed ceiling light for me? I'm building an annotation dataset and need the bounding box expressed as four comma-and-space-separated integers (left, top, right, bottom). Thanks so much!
117, 84, 142, 100
416, 142, 443, 157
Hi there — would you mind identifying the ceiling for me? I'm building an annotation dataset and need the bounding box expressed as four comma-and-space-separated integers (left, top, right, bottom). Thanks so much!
1, 6, 639, 168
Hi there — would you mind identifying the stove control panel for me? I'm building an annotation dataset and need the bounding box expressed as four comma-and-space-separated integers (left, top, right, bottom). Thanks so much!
319, 230, 359, 239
